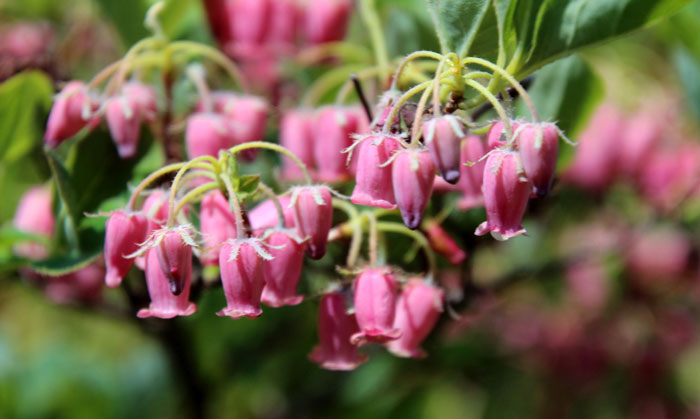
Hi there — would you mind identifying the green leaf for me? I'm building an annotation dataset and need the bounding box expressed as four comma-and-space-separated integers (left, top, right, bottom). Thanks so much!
94, 0, 150, 46
426, 0, 492, 57
235, 175, 260, 201
0, 71, 53, 164
28, 250, 101, 276
517, 0, 694, 76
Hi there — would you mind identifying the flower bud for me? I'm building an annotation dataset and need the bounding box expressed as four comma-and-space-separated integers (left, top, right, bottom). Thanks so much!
13, 186, 54, 260
185, 112, 235, 159
248, 196, 295, 233
137, 249, 196, 318
475, 150, 531, 240
123, 81, 158, 123
309, 292, 368, 370
351, 268, 401, 345
640, 143, 700, 213
423, 219, 467, 265
486, 120, 519, 150
313, 107, 356, 182
626, 227, 690, 280
156, 230, 194, 295
392, 149, 436, 229
104, 211, 148, 288
303, 0, 352, 44
291, 186, 333, 260
423, 115, 465, 184
261, 231, 305, 307
517, 122, 559, 197
457, 135, 486, 210
200, 191, 238, 266
280, 109, 315, 180
385, 278, 444, 358
350, 135, 401, 209
218, 240, 265, 318
45, 81, 97, 147
106, 95, 142, 159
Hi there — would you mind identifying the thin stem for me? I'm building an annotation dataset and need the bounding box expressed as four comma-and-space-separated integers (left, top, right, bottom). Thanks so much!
332, 199, 363, 268
335, 65, 391, 105
227, 142, 312, 184
106, 36, 162, 95
258, 182, 286, 228
167, 157, 219, 226
464, 79, 512, 139
174, 181, 220, 219
167, 41, 249, 92
382, 80, 433, 134
390, 50, 444, 90
359, 0, 390, 83
350, 74, 373, 122
296, 41, 372, 65
376, 221, 437, 280
219, 155, 246, 238
462, 57, 540, 122
301, 64, 365, 107
410, 80, 434, 146
432, 56, 450, 116
185, 65, 213, 113
366, 211, 378, 267
128, 162, 209, 210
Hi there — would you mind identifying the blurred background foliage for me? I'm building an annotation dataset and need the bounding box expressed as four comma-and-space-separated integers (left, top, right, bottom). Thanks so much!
1, 0, 700, 418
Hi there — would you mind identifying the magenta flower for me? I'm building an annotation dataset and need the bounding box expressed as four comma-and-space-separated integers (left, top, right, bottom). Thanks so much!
385, 278, 444, 358
248, 196, 295, 233
45, 81, 97, 147
13, 186, 54, 260
392, 149, 436, 229
457, 135, 486, 210
303, 0, 352, 45
105, 95, 143, 159
104, 211, 148, 288
517, 122, 560, 197
291, 185, 333, 260
351, 268, 401, 345
280, 109, 315, 180
475, 149, 531, 240
218, 239, 266, 319
350, 135, 401, 209
486, 120, 519, 150
222, 95, 268, 161
261, 230, 305, 307
200, 191, 238, 266
309, 292, 368, 371
156, 230, 194, 295
423, 115, 465, 184
424, 219, 467, 265
138, 249, 196, 319
123, 81, 158, 123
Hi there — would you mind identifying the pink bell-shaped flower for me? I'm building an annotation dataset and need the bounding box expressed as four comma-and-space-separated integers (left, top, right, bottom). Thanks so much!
218, 239, 266, 319
313, 107, 356, 182
202, 0, 235, 48
475, 149, 532, 240
104, 211, 148, 288
303, 0, 352, 45
137, 249, 196, 318
486, 120, 519, 149
185, 112, 235, 158
423, 115, 465, 184
156, 229, 194, 295
230, 0, 271, 53
385, 278, 444, 358
280, 109, 315, 180
200, 191, 238, 266
105, 95, 143, 159
563, 104, 624, 192
351, 268, 401, 345
261, 230, 305, 307
350, 135, 401, 209
309, 292, 368, 370
291, 185, 333, 260
123, 81, 158, 123
13, 186, 54, 260
517, 122, 560, 197
457, 135, 486, 210
248, 196, 295, 233
141, 189, 171, 237
267, 0, 300, 52
45, 81, 97, 147
45, 262, 105, 306
392, 149, 436, 229
423, 219, 467, 265
224, 95, 268, 161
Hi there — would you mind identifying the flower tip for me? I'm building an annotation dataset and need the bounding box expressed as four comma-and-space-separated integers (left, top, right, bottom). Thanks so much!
402, 213, 423, 230
104, 269, 123, 288
307, 244, 327, 260
442, 170, 461, 185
